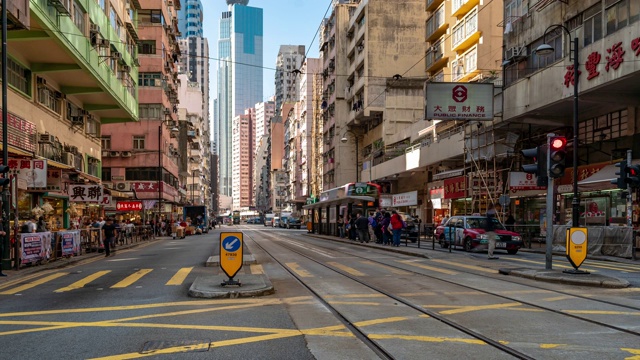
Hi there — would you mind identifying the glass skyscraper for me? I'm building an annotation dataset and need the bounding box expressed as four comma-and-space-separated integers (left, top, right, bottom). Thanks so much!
177, 0, 204, 37
216, 1, 263, 199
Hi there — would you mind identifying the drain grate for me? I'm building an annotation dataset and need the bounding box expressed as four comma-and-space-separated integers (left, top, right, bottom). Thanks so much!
140, 340, 211, 354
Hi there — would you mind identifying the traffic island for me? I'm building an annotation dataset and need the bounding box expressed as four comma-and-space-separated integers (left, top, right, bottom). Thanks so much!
188, 274, 275, 298
498, 267, 630, 288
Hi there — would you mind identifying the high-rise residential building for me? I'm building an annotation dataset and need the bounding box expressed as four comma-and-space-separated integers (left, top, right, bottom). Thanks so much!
254, 99, 275, 152
102, 0, 182, 221
215, 1, 263, 204
232, 108, 255, 208
177, 0, 204, 37
274, 45, 305, 113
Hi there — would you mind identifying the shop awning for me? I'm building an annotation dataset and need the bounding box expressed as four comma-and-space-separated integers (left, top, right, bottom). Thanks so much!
42, 158, 74, 170
0, 144, 34, 157
432, 168, 467, 181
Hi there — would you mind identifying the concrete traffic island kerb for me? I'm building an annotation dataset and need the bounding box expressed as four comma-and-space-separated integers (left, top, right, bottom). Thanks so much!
499, 267, 631, 288
188, 275, 275, 298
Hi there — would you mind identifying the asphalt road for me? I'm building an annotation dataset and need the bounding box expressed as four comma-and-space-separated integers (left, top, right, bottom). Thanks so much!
0, 224, 638, 359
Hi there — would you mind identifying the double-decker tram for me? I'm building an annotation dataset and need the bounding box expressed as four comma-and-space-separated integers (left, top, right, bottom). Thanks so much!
303, 182, 381, 236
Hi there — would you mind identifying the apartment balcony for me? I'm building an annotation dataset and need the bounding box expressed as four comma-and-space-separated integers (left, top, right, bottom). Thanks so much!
9, 0, 139, 123
451, 7, 479, 53
5, 0, 29, 30
426, 0, 445, 12
425, 37, 447, 73
425, 5, 447, 43
365, 128, 464, 181
451, 0, 480, 18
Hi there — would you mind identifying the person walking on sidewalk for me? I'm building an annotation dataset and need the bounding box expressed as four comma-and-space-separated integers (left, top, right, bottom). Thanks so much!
101, 217, 118, 257
355, 212, 370, 243
380, 212, 391, 245
486, 204, 499, 259
390, 210, 404, 247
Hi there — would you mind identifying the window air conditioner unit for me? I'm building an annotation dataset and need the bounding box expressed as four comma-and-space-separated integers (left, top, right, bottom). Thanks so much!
90, 24, 100, 33
122, 65, 131, 73
505, 46, 527, 61
100, 38, 110, 47
115, 182, 128, 191
111, 51, 122, 61
109, 151, 121, 157
120, 151, 132, 157
71, 115, 85, 125
62, 152, 75, 166
39, 134, 56, 144
102, 150, 110, 157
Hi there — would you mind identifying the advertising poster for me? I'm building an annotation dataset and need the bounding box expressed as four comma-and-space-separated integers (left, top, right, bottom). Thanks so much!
20, 232, 53, 264
60, 231, 78, 256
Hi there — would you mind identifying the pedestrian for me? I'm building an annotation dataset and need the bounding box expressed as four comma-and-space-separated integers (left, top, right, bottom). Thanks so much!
505, 214, 516, 231
337, 215, 344, 238
374, 211, 383, 243
355, 212, 370, 243
22, 216, 37, 233
381, 212, 391, 245
346, 214, 355, 240
36, 216, 47, 232
486, 204, 499, 259
390, 210, 404, 247
101, 217, 118, 257
367, 211, 377, 242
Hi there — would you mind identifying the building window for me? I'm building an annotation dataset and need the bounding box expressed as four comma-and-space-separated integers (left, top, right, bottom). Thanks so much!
605, 0, 639, 35
579, 109, 627, 145
583, 3, 603, 46
1, 57, 31, 95
101, 136, 111, 150
139, 104, 162, 119
101, 167, 111, 182
37, 83, 62, 114
87, 158, 100, 177
133, 136, 145, 150
73, 0, 86, 33
138, 9, 163, 24
138, 73, 161, 87
138, 40, 156, 55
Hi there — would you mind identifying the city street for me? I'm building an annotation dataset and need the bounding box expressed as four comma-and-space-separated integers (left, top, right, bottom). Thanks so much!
0, 225, 638, 359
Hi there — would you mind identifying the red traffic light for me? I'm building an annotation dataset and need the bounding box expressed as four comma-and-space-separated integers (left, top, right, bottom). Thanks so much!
630, 168, 638, 176
550, 137, 566, 150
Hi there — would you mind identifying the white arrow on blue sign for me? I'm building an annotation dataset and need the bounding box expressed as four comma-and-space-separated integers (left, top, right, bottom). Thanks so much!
222, 236, 241, 252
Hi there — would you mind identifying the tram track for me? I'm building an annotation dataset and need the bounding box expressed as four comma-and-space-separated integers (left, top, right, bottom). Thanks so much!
246, 230, 538, 360
246, 228, 640, 340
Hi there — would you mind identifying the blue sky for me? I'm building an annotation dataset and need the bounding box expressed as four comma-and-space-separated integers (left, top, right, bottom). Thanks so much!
201, 0, 332, 101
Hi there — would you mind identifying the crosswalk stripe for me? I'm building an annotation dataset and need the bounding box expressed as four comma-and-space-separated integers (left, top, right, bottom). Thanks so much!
327, 262, 366, 276
55, 271, 111, 293
0, 273, 68, 295
250, 264, 264, 275
111, 269, 153, 288
286, 262, 313, 278
165, 267, 193, 286
397, 260, 458, 275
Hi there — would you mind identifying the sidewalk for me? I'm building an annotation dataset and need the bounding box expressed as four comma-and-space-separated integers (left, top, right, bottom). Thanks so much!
0, 236, 169, 284
305, 233, 631, 288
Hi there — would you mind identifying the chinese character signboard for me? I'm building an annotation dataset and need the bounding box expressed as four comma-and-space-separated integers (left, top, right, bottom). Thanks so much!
444, 176, 466, 199
392, 191, 418, 207
13, 159, 47, 189
0, 110, 37, 152
510, 172, 545, 191
68, 184, 103, 203
116, 201, 143, 211
46, 169, 62, 192
426, 83, 494, 121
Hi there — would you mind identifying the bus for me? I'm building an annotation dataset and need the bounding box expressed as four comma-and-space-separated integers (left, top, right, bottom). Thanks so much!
232, 210, 241, 224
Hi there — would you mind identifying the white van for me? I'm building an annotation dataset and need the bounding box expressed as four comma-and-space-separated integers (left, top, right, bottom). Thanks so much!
272, 216, 280, 227
264, 213, 275, 227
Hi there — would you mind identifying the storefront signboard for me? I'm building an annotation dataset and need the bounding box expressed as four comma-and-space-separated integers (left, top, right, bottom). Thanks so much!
392, 191, 418, 207
68, 184, 103, 203
471, 176, 498, 192
0, 109, 37, 152
116, 201, 143, 211
510, 172, 545, 191
379, 195, 392, 208
425, 83, 494, 121
3, 159, 48, 190
444, 176, 466, 199
46, 169, 62, 192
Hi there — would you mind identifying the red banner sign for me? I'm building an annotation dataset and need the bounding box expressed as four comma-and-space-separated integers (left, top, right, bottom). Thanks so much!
116, 201, 143, 211
444, 176, 466, 199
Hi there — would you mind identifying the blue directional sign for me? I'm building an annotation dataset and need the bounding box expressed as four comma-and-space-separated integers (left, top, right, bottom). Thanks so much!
219, 232, 243, 279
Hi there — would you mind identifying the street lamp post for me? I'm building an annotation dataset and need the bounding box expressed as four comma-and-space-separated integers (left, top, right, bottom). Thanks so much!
536, 25, 580, 227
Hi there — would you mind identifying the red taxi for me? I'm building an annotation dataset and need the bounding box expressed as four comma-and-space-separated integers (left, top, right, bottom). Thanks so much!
434, 216, 524, 255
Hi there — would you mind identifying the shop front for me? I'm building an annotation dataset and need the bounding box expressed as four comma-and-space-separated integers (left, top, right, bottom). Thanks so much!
444, 176, 470, 216
427, 181, 445, 225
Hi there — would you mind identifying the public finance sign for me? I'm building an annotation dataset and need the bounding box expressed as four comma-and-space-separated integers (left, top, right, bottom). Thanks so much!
426, 83, 494, 121
392, 191, 418, 207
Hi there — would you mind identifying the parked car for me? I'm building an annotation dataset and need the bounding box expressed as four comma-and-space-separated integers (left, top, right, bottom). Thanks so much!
434, 216, 523, 254
246, 218, 255, 224
278, 216, 289, 228
252, 217, 263, 225
285, 217, 302, 229
264, 214, 275, 227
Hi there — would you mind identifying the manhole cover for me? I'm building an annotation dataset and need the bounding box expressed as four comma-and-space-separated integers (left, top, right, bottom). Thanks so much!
141, 340, 211, 354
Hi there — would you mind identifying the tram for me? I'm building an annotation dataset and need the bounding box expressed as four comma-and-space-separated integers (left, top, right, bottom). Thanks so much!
303, 182, 381, 236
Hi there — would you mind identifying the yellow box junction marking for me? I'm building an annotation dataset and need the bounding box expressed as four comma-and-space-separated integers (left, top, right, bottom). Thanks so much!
430, 259, 496, 274
55, 271, 111, 292
360, 260, 410, 275
507, 258, 597, 272
438, 302, 522, 315
396, 260, 458, 275
285, 262, 313, 277
0, 272, 68, 295
327, 262, 366, 276
250, 264, 264, 274
165, 267, 193, 286
111, 269, 153, 288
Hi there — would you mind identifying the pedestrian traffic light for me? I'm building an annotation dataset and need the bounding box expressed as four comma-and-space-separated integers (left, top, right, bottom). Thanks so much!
612, 161, 628, 190
0, 165, 9, 187
548, 136, 567, 178
625, 164, 640, 188
521, 145, 547, 186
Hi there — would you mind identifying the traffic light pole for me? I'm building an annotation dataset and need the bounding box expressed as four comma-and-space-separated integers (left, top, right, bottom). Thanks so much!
626, 149, 632, 228
545, 133, 554, 270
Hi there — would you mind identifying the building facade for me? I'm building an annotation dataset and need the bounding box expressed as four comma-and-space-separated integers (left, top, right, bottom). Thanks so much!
177, 0, 203, 37
232, 108, 255, 208
274, 45, 305, 114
